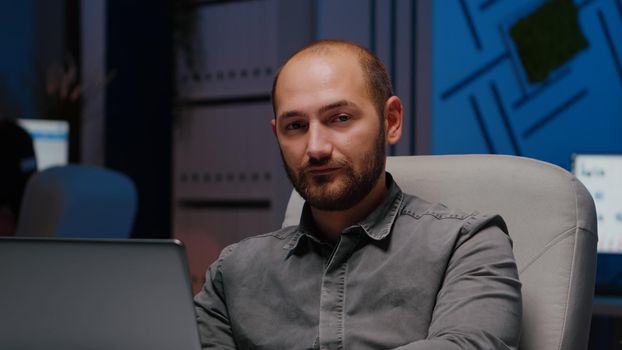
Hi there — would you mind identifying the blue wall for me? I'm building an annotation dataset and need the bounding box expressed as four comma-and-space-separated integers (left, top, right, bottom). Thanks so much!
0, 1, 35, 117
433, 0, 622, 170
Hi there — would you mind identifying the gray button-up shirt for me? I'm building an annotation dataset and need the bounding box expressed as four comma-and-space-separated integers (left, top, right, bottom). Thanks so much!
194, 175, 522, 349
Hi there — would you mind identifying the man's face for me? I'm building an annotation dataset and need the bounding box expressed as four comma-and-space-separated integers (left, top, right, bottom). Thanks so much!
272, 52, 386, 211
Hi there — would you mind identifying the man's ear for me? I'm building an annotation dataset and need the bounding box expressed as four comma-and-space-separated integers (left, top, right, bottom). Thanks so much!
271, 119, 277, 136
384, 96, 403, 144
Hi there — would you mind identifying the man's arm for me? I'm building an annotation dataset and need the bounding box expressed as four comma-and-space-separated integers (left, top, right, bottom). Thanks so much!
393, 223, 522, 350
194, 245, 238, 350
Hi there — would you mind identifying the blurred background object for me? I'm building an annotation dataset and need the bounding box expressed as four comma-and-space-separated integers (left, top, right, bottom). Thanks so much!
17, 118, 69, 170
0, 121, 37, 236
15, 164, 137, 238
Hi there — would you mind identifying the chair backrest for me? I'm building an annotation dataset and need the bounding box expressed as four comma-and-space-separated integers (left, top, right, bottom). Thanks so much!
16, 165, 137, 238
282, 154, 598, 350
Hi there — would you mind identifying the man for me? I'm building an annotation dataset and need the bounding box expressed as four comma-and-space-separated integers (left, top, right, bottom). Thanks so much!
194, 40, 522, 349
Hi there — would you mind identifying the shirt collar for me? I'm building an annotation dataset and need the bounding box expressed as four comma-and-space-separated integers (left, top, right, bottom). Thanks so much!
282, 172, 404, 252
358, 173, 404, 241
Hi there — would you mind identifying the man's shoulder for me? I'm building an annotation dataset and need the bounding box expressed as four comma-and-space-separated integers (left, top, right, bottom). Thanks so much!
388, 192, 511, 263
214, 225, 300, 269
243, 225, 299, 241
397, 192, 508, 236
399, 193, 475, 221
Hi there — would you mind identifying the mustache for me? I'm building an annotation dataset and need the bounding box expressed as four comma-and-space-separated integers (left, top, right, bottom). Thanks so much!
302, 156, 349, 172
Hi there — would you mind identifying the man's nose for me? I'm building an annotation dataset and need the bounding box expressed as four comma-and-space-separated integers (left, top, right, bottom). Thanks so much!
306, 124, 332, 161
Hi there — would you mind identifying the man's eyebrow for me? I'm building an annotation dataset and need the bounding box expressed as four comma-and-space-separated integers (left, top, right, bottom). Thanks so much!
278, 110, 308, 121
277, 100, 357, 121
318, 100, 355, 115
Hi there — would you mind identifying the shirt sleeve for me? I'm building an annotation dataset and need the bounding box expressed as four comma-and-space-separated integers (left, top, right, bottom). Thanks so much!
391, 218, 523, 350
194, 244, 238, 350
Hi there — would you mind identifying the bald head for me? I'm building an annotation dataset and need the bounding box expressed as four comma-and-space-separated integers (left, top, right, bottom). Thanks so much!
271, 40, 393, 119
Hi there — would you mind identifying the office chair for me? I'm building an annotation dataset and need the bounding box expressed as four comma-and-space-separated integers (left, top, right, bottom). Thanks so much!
15, 164, 137, 238
282, 155, 598, 350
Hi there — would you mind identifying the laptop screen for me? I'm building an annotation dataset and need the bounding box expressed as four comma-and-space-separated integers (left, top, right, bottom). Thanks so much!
0, 238, 201, 350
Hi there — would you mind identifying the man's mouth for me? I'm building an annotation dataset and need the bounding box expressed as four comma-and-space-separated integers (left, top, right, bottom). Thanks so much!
306, 166, 342, 176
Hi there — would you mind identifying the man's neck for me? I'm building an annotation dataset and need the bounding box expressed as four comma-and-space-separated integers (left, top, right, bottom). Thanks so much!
310, 173, 387, 244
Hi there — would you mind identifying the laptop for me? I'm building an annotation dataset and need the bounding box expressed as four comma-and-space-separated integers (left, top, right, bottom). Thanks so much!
0, 237, 202, 350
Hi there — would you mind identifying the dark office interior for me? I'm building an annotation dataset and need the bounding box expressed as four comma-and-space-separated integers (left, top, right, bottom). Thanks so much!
1, 0, 621, 348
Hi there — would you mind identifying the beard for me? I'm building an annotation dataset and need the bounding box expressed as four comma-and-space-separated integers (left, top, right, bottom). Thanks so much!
280, 126, 386, 211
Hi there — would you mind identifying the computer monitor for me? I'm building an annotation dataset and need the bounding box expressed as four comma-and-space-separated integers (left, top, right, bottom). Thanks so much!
573, 154, 622, 295
16, 118, 69, 170
572, 154, 622, 253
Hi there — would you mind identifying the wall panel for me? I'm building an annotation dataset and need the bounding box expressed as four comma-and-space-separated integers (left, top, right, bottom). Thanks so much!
173, 0, 310, 293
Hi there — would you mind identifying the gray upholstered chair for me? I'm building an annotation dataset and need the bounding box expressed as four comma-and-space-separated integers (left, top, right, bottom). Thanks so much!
282, 155, 598, 350
15, 164, 137, 238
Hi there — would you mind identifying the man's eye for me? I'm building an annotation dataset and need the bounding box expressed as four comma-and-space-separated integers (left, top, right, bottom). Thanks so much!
334, 114, 351, 123
285, 122, 304, 130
